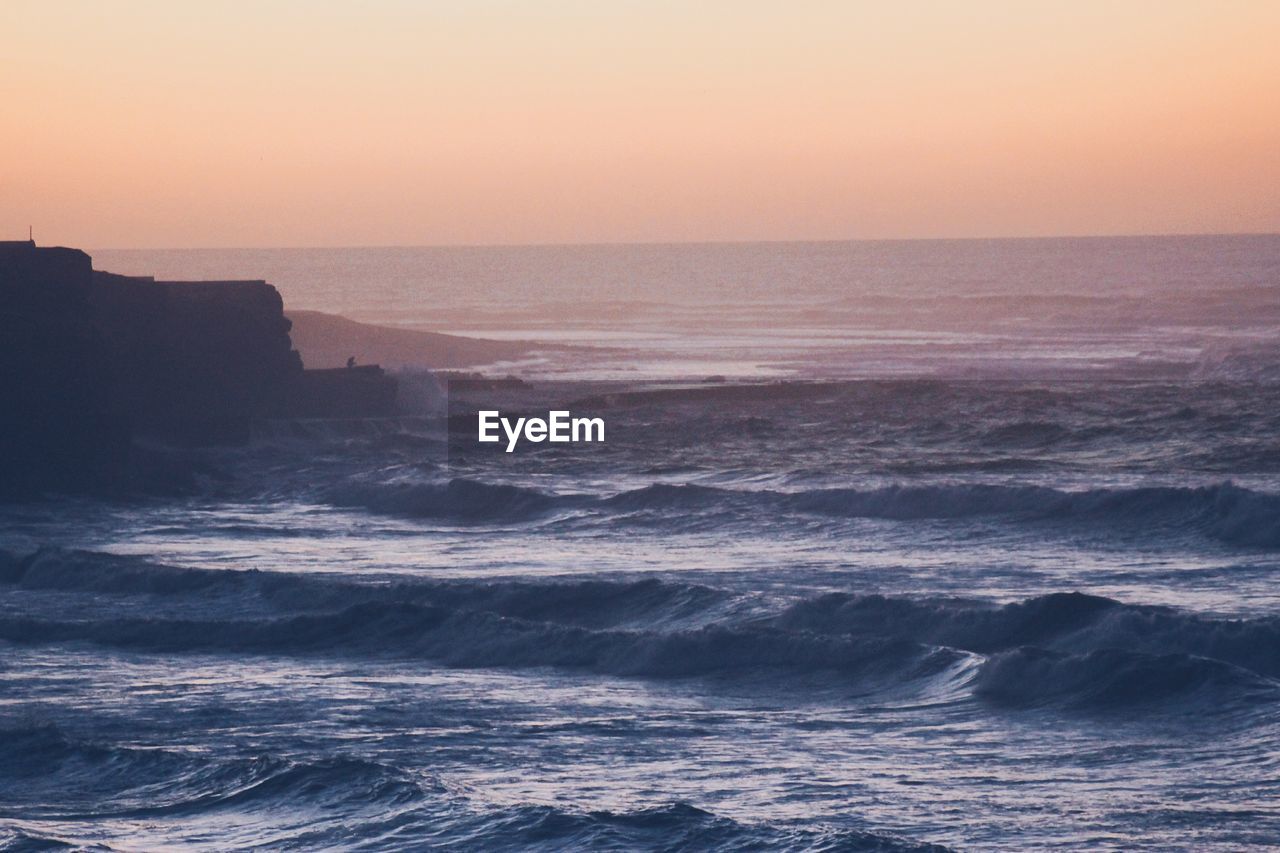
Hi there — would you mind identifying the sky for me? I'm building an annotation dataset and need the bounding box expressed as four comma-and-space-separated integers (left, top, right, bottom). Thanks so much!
2, 0, 1279, 248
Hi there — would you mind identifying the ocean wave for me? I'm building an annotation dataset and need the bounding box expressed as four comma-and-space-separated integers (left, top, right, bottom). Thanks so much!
974, 647, 1273, 709
0, 721, 433, 827
2, 547, 247, 595
0, 552, 956, 684
423, 576, 731, 630
1, 547, 733, 631
717, 480, 1280, 549
324, 475, 1280, 548
0, 722, 90, 779
6, 549, 1279, 710
600, 482, 735, 512
1, 798, 947, 852
0, 720, 266, 820
0, 715, 946, 850
449, 802, 950, 852
177, 757, 431, 816
0, 602, 964, 686
0, 827, 79, 850
775, 591, 1280, 681
327, 477, 568, 522
782, 482, 1280, 541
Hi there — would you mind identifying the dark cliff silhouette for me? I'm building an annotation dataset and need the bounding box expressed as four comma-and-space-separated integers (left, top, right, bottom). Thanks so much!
90, 271, 304, 442
0, 241, 128, 492
0, 240, 396, 495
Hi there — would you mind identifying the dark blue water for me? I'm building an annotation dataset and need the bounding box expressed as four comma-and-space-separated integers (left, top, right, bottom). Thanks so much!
4, 378, 1280, 850
5, 238, 1280, 849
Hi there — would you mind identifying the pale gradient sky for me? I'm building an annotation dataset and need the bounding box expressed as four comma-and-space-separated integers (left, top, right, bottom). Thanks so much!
3, 0, 1278, 248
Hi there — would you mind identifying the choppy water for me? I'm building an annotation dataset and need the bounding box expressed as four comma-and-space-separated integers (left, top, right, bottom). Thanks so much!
5, 238, 1280, 849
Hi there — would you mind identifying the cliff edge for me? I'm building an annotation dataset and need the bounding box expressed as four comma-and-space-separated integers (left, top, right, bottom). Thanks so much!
0, 241, 397, 494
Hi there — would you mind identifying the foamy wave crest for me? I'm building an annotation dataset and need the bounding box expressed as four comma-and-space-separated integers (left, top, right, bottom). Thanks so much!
0, 602, 964, 685
439, 802, 950, 852
0, 548, 735, 630
6, 549, 1277, 711
327, 475, 1280, 548
0, 721, 297, 819
784, 482, 1280, 546
1, 766, 946, 852
0, 728, 443, 845
775, 591, 1280, 681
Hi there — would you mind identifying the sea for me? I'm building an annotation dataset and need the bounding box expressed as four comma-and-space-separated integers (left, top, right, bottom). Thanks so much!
3, 235, 1280, 850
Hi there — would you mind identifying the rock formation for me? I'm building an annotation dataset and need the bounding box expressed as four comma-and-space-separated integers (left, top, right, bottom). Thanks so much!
90, 271, 305, 443
0, 240, 397, 494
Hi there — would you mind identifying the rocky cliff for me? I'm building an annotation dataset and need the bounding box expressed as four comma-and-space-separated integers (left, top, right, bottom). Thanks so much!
0, 241, 396, 494
90, 271, 304, 442
0, 242, 129, 493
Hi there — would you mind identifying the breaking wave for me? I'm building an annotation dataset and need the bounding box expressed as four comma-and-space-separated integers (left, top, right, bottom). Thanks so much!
4, 549, 1277, 711
441, 802, 950, 852
0, 737, 945, 853
0, 718, 946, 851
323, 477, 1280, 548
974, 647, 1273, 709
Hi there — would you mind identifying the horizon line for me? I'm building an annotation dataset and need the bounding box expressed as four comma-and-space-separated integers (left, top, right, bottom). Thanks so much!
82, 230, 1280, 254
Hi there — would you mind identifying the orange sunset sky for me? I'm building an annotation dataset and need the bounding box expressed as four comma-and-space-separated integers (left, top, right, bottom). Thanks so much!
3, 0, 1279, 248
